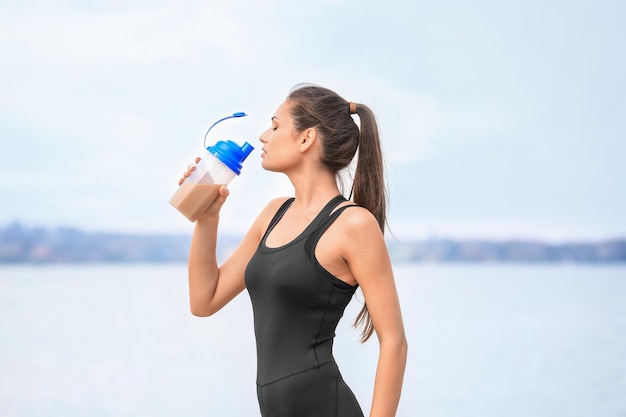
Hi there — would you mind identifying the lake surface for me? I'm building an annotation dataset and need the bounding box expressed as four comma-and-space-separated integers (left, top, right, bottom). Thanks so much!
1, 264, 625, 417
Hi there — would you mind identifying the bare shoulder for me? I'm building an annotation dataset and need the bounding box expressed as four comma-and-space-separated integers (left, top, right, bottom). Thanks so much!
337, 204, 383, 237
330, 204, 386, 257
331, 205, 391, 284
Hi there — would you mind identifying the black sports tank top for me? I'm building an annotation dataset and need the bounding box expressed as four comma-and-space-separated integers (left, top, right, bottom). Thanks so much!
244, 195, 359, 386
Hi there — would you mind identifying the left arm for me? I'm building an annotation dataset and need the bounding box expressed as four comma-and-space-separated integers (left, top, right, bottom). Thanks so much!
342, 209, 408, 417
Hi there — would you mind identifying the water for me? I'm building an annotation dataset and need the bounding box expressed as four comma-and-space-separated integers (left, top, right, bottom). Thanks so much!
1, 264, 625, 417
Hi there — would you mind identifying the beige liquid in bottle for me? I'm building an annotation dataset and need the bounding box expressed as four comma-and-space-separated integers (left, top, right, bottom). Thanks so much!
169, 182, 222, 222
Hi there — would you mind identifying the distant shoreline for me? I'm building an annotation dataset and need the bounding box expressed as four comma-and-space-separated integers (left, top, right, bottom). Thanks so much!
1, 222, 625, 264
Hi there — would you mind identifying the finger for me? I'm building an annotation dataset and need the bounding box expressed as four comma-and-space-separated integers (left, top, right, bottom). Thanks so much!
178, 171, 189, 185
195, 157, 201, 164
209, 186, 230, 210
214, 186, 229, 204
187, 163, 196, 172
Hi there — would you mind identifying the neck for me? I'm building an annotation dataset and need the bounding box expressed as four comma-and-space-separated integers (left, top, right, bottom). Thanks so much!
285, 167, 341, 213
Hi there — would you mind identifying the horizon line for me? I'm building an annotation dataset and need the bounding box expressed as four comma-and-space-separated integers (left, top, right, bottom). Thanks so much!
2, 220, 625, 244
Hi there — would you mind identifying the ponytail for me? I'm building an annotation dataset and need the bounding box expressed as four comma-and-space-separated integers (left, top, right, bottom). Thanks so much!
351, 103, 387, 342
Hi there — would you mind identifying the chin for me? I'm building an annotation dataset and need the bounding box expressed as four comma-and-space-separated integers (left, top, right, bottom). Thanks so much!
261, 160, 276, 172
261, 158, 290, 174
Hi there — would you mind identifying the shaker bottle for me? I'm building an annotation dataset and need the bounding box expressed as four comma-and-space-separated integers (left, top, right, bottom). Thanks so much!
169, 112, 254, 222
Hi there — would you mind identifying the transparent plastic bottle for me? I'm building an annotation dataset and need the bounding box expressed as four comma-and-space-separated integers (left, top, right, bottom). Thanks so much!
169, 113, 254, 222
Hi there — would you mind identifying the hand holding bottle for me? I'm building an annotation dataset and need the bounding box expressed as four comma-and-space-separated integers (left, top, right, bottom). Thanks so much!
169, 113, 253, 222
177, 157, 230, 221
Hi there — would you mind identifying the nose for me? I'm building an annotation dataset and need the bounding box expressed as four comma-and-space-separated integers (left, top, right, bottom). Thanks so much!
259, 128, 270, 144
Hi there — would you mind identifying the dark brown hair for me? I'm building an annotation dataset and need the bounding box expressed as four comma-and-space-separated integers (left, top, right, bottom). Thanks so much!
287, 84, 387, 342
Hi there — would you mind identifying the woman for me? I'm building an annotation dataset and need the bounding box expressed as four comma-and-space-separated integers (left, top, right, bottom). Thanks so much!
181, 84, 407, 417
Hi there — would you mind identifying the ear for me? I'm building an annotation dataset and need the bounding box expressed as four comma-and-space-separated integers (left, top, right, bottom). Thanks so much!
298, 128, 318, 152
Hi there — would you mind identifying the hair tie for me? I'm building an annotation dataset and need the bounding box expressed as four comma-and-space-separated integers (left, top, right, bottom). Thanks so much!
349, 102, 357, 114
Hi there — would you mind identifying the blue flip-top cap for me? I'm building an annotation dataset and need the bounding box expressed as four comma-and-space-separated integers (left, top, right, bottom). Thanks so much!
207, 140, 254, 175
202, 112, 254, 175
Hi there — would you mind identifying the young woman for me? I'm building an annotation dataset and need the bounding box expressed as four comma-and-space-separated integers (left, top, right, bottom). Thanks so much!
181, 84, 407, 417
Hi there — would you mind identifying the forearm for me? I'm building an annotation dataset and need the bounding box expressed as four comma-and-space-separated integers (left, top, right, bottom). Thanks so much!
369, 337, 408, 417
188, 216, 220, 315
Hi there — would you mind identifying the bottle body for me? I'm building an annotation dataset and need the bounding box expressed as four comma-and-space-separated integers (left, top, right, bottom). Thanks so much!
169, 151, 237, 222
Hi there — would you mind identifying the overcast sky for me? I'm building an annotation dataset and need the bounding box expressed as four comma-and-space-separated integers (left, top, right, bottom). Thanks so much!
1, 0, 624, 240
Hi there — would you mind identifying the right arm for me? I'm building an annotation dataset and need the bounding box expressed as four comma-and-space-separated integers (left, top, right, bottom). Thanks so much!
187, 185, 287, 316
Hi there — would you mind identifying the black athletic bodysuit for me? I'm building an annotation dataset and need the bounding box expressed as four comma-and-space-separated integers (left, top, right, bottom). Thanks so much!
245, 195, 365, 417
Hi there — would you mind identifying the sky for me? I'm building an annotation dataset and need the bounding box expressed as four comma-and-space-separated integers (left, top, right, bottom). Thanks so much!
1, 0, 624, 241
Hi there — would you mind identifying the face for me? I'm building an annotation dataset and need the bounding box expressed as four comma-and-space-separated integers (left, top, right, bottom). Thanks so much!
259, 101, 302, 172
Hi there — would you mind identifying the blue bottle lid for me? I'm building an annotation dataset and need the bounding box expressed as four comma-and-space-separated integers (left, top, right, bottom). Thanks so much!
207, 140, 254, 175
203, 112, 254, 175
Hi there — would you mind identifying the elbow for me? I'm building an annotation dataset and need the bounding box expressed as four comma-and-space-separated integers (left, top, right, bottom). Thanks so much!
190, 307, 213, 317
189, 300, 217, 317
395, 335, 408, 357
381, 333, 408, 359
395, 336, 409, 368
401, 333, 408, 350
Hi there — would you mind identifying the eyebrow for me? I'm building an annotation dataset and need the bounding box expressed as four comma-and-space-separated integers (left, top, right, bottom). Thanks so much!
271, 116, 278, 121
